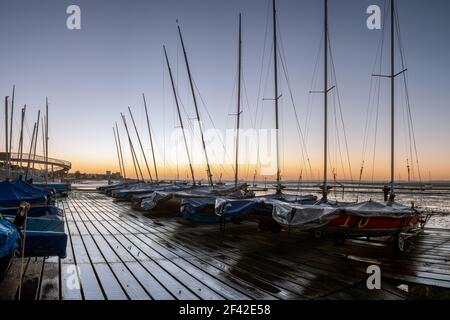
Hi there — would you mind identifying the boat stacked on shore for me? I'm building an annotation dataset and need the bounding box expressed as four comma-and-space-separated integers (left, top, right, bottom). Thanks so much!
0, 179, 68, 279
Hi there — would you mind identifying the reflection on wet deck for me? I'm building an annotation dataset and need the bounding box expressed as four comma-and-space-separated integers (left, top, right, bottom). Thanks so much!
1, 192, 450, 300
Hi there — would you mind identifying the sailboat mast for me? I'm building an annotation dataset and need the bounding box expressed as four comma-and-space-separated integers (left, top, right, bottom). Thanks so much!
323, 0, 329, 200
273, 0, 281, 192
25, 122, 37, 180
128, 106, 154, 182
178, 25, 214, 187
143, 94, 159, 182
113, 126, 123, 179
31, 110, 41, 172
4, 97, 9, 175
18, 105, 26, 168
390, 0, 395, 196
9, 86, 14, 166
115, 122, 127, 180
45, 98, 49, 183
235, 13, 242, 187
121, 113, 144, 181
163, 45, 196, 186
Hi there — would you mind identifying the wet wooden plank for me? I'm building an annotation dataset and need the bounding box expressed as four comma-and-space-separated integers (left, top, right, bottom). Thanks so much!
140, 260, 198, 300
39, 259, 60, 300
60, 263, 83, 300
18, 257, 44, 301
0, 257, 23, 300
125, 261, 174, 300
91, 263, 127, 300
109, 262, 151, 300
77, 263, 104, 300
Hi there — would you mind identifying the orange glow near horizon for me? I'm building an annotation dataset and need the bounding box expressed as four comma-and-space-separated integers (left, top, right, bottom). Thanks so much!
70, 158, 450, 181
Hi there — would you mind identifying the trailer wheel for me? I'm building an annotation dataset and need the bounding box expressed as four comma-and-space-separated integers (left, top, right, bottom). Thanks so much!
311, 230, 323, 239
394, 234, 407, 253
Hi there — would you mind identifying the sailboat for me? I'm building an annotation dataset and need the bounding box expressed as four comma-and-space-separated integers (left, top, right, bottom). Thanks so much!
133, 26, 252, 214
198, 0, 317, 228
271, 0, 428, 252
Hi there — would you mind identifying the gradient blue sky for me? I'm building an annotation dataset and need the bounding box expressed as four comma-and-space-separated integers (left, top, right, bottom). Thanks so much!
0, 0, 449, 181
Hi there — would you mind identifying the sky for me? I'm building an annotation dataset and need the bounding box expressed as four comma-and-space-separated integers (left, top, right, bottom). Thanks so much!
0, 0, 449, 182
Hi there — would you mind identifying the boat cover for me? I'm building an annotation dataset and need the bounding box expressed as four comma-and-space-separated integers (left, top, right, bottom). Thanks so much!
22, 230, 67, 258
181, 197, 220, 222
33, 182, 71, 193
139, 184, 253, 212
12, 180, 52, 198
0, 181, 47, 207
0, 218, 19, 258
1, 206, 65, 233
208, 192, 318, 220
140, 191, 173, 210
1, 206, 67, 258
272, 200, 419, 227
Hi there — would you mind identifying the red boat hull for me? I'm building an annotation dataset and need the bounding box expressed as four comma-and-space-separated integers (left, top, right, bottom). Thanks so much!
323, 212, 421, 236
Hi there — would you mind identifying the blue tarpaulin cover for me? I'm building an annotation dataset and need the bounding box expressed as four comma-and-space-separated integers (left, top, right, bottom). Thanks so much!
0, 181, 47, 207
0, 218, 19, 258
12, 180, 52, 197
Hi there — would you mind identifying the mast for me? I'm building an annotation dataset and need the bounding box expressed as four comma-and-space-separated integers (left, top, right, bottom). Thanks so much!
163, 45, 196, 186
31, 110, 41, 173
322, 0, 329, 200
128, 106, 153, 182
115, 121, 127, 180
113, 126, 123, 179
390, 0, 395, 197
18, 105, 26, 168
45, 98, 49, 183
234, 13, 242, 187
272, 0, 281, 192
9, 86, 14, 165
178, 25, 214, 187
121, 113, 144, 181
142, 94, 159, 182
25, 122, 37, 180
4, 97, 9, 176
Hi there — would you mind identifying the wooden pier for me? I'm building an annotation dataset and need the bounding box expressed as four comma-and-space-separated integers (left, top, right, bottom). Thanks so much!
1, 192, 450, 300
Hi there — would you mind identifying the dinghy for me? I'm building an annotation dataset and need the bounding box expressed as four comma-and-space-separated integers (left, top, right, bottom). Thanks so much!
1, 204, 67, 258
0, 180, 47, 208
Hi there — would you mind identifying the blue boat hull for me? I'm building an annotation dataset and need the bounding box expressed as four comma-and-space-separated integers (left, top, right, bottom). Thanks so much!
1, 206, 67, 258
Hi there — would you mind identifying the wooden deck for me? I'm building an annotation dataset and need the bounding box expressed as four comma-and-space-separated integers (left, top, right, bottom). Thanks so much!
1, 191, 450, 300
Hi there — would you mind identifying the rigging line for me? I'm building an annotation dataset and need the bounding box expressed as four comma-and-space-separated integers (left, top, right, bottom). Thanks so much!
327, 34, 354, 183
395, 6, 422, 182
304, 32, 324, 148
242, 74, 257, 182
276, 19, 313, 178
331, 88, 347, 182
253, 0, 272, 136
191, 78, 234, 178
176, 86, 232, 179
394, 6, 414, 181
361, 15, 386, 168
360, 0, 387, 185
278, 45, 313, 178
370, 69, 382, 184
